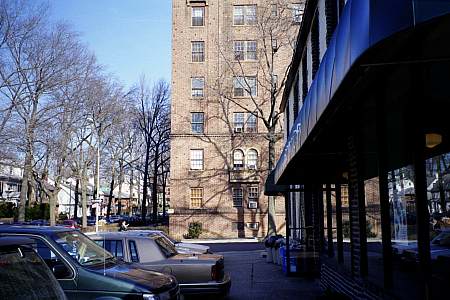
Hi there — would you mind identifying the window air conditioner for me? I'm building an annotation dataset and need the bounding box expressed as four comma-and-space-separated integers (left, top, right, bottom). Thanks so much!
234, 127, 243, 133
248, 201, 258, 209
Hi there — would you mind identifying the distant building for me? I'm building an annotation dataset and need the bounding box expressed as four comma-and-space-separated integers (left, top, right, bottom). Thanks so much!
170, 0, 303, 239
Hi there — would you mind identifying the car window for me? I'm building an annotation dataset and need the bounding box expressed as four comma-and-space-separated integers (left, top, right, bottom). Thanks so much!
104, 240, 124, 260
129, 240, 139, 262
52, 231, 115, 266
152, 236, 177, 258
0, 246, 67, 299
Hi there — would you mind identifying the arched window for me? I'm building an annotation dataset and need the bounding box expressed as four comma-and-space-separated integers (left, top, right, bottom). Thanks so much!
233, 150, 244, 169
247, 149, 258, 169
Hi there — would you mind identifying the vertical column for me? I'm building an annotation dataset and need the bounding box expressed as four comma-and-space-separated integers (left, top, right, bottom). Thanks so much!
326, 184, 334, 257
285, 191, 291, 276
376, 90, 393, 288
335, 183, 344, 263
348, 135, 368, 277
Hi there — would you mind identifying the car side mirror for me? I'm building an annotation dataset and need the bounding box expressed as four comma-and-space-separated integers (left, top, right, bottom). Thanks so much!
52, 263, 71, 279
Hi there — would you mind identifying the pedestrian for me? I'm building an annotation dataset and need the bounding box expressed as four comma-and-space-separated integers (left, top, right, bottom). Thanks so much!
118, 220, 128, 232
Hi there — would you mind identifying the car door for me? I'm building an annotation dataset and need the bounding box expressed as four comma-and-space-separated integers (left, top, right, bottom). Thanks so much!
4, 235, 79, 299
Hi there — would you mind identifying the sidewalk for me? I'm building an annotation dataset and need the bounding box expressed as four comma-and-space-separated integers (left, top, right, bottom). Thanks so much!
220, 250, 322, 300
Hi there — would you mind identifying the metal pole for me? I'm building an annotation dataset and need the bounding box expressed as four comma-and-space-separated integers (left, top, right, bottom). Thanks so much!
285, 191, 291, 276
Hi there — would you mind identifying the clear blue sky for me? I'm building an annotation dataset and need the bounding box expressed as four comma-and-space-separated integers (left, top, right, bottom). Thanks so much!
47, 0, 172, 88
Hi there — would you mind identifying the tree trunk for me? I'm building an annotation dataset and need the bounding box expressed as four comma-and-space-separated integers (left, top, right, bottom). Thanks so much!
107, 165, 115, 218
18, 150, 33, 221
142, 137, 151, 220
129, 168, 134, 216
74, 179, 79, 219
81, 165, 88, 229
152, 147, 159, 222
117, 161, 123, 215
267, 128, 277, 236
49, 185, 59, 226
162, 179, 166, 219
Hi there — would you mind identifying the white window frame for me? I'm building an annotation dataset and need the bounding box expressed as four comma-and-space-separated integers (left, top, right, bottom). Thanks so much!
190, 149, 204, 170
192, 7, 205, 26
233, 76, 257, 97
233, 112, 245, 132
191, 112, 204, 134
246, 112, 257, 133
247, 149, 258, 169
233, 149, 245, 169
291, 3, 303, 23
234, 41, 257, 61
191, 41, 205, 62
232, 188, 243, 207
191, 77, 205, 97
233, 5, 257, 26
190, 187, 203, 208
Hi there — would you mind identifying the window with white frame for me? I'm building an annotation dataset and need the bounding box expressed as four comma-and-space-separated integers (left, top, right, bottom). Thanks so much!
191, 41, 205, 62
191, 112, 204, 133
233, 112, 245, 132
271, 4, 278, 17
248, 186, 259, 209
190, 149, 204, 170
234, 41, 257, 61
232, 188, 243, 207
233, 149, 244, 169
233, 76, 257, 97
191, 77, 204, 97
246, 112, 257, 132
192, 7, 205, 26
291, 3, 303, 23
247, 149, 258, 169
233, 5, 257, 25
190, 188, 203, 208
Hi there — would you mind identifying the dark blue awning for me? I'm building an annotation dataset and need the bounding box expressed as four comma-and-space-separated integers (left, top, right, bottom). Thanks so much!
274, 0, 450, 184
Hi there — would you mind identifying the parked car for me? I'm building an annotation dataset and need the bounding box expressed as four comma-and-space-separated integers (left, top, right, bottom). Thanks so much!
0, 226, 181, 300
402, 229, 450, 262
89, 231, 231, 296
61, 219, 80, 229
132, 230, 211, 254
0, 239, 67, 299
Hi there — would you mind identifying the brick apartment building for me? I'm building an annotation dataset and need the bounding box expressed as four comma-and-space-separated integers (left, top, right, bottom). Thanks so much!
170, 0, 304, 239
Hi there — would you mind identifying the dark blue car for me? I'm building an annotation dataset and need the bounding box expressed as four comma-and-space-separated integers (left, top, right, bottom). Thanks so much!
0, 225, 180, 300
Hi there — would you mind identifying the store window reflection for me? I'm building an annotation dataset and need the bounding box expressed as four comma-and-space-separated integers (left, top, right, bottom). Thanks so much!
426, 153, 450, 297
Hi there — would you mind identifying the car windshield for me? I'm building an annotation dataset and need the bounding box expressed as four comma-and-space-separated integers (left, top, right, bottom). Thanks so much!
52, 231, 115, 266
152, 236, 177, 257
432, 231, 450, 246
159, 231, 178, 244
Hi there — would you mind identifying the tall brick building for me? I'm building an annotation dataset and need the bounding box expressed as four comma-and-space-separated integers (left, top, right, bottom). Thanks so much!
170, 0, 303, 239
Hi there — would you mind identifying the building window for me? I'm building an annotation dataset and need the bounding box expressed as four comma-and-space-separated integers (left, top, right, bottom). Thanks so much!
190, 149, 204, 170
248, 186, 259, 209
232, 188, 243, 207
246, 112, 257, 132
233, 76, 257, 97
192, 41, 205, 62
246, 222, 259, 230
233, 112, 245, 132
271, 4, 278, 17
247, 149, 258, 169
232, 222, 245, 231
191, 77, 204, 97
191, 112, 204, 133
192, 7, 205, 26
233, 5, 257, 26
291, 3, 304, 23
190, 188, 203, 208
234, 41, 257, 61
233, 150, 245, 169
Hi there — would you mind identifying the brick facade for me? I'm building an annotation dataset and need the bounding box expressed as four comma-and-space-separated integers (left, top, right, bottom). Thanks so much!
170, 0, 300, 239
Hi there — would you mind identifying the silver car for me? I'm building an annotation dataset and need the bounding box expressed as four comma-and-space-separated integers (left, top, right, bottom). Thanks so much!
131, 230, 211, 254
89, 231, 231, 296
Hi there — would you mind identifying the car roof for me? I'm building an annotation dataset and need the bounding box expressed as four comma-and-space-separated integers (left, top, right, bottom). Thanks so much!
88, 231, 160, 240
0, 225, 74, 235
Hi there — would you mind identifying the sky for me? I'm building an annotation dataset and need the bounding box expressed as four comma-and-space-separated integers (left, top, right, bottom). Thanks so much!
46, 0, 172, 88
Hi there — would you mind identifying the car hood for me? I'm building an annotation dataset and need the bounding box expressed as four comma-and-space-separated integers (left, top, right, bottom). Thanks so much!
176, 242, 210, 253
95, 262, 177, 293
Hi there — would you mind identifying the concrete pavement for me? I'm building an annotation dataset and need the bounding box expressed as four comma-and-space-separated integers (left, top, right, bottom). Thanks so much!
220, 250, 322, 300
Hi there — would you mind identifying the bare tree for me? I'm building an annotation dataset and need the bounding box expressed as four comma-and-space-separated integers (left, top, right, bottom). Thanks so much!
209, 1, 300, 235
